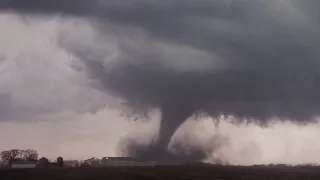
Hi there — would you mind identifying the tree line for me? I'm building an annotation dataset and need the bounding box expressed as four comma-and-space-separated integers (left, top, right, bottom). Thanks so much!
0, 149, 39, 162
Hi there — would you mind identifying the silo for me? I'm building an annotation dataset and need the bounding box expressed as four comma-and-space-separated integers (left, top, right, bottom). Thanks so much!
57, 157, 64, 167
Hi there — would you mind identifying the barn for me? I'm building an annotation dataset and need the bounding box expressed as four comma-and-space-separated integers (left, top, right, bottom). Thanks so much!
10, 161, 37, 169
101, 157, 157, 167
83, 157, 101, 167
64, 160, 80, 168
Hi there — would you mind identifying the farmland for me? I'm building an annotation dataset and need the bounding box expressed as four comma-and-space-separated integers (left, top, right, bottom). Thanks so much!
1, 164, 320, 180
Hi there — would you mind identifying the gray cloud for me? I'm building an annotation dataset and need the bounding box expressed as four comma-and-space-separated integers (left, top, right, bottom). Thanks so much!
1, 0, 320, 161
0, 14, 110, 122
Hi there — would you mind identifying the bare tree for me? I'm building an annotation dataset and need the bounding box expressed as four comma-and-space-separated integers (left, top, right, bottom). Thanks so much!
23, 149, 39, 161
0, 150, 11, 162
9, 149, 22, 160
0, 149, 39, 162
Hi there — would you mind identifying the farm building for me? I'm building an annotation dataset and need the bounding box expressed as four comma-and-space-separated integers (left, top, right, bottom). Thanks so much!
64, 160, 80, 168
10, 160, 37, 169
101, 157, 157, 167
38, 157, 49, 164
36, 157, 50, 168
84, 157, 101, 167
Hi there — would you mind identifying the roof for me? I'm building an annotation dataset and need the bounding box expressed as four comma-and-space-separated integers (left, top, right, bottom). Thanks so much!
102, 157, 154, 162
85, 158, 101, 161
103, 157, 135, 160
64, 160, 79, 164
11, 161, 37, 164
64, 160, 79, 162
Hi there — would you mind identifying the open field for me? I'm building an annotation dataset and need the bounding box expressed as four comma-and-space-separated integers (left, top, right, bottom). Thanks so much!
1, 164, 320, 180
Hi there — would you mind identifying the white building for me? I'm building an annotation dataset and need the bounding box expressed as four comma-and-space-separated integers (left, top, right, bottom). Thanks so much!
11, 161, 37, 169
84, 157, 101, 167
64, 160, 80, 168
101, 157, 157, 167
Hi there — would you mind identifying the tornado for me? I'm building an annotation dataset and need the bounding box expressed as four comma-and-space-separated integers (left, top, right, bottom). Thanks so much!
2, 0, 320, 161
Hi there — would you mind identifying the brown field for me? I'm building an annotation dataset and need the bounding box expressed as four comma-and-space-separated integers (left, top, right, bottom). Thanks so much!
1, 164, 320, 180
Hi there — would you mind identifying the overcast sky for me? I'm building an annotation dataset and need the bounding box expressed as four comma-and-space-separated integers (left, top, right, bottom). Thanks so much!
1, 0, 320, 165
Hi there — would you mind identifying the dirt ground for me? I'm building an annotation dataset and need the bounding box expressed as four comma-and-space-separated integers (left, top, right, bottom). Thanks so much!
1, 164, 320, 180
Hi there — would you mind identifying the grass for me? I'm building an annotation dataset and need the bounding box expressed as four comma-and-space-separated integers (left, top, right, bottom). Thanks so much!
1, 164, 320, 180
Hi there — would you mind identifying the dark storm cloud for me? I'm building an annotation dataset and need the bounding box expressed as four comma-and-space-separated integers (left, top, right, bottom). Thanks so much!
2, 0, 320, 120
2, 0, 320, 160
0, 93, 56, 122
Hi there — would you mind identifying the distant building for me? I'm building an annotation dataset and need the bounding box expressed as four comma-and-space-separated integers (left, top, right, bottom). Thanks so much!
10, 160, 37, 169
64, 160, 80, 168
0, 160, 8, 169
57, 157, 64, 167
101, 157, 157, 167
38, 157, 49, 164
84, 157, 101, 167
36, 157, 50, 168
